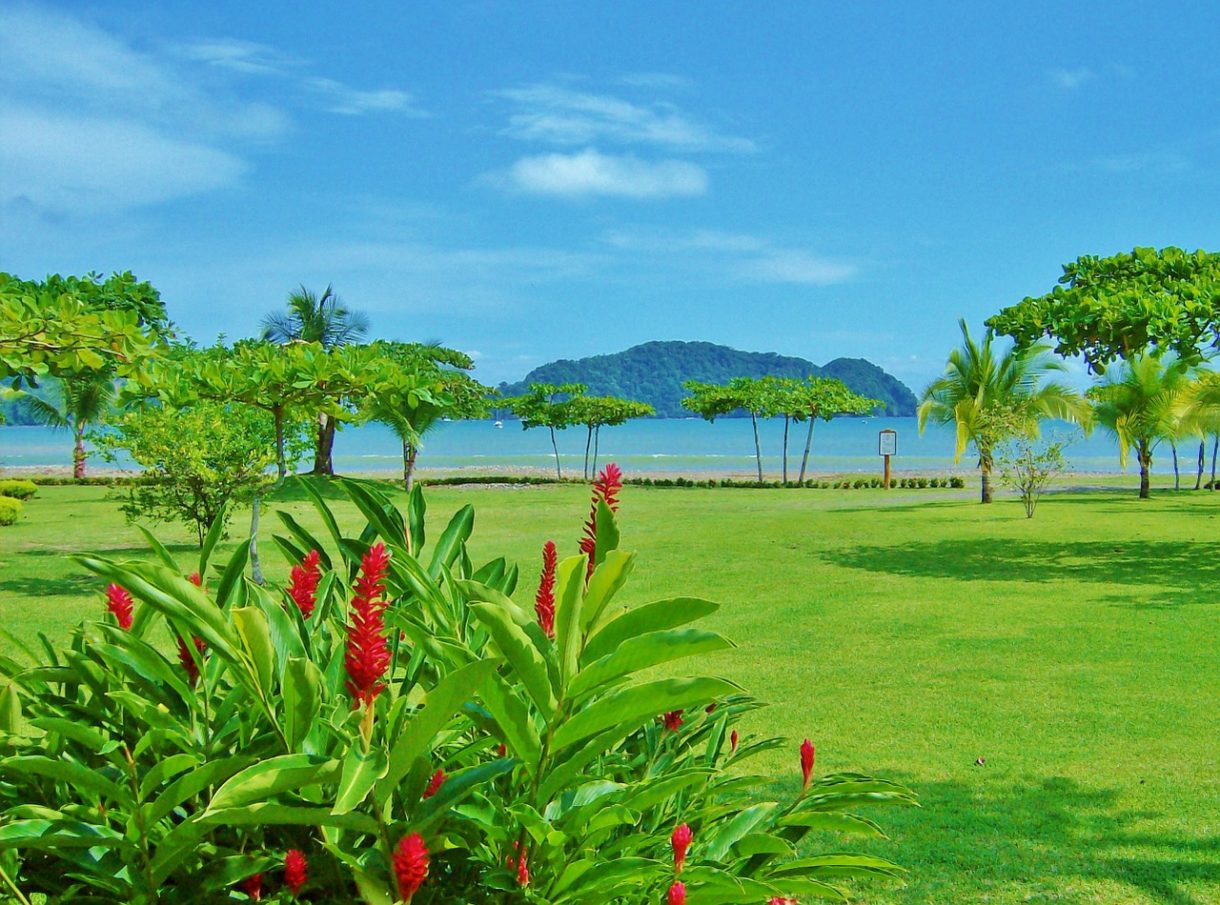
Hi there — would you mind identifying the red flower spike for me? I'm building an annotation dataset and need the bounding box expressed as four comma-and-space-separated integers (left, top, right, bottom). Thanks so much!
768, 898, 799, 905
580, 463, 623, 578
668, 881, 687, 905
177, 635, 206, 686
240, 872, 262, 902
671, 823, 693, 874
516, 847, 530, 887
393, 833, 429, 901
800, 738, 816, 791
534, 540, 557, 638
106, 583, 133, 630
423, 768, 446, 799
287, 549, 322, 618
284, 849, 307, 895
344, 543, 392, 706
730, 729, 739, 753
187, 571, 202, 588
662, 710, 683, 732
497, 742, 507, 757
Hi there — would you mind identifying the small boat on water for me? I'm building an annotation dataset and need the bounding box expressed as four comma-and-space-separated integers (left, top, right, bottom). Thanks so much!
494, 420, 503, 429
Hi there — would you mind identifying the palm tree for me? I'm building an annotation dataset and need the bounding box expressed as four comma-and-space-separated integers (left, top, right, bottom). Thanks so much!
918, 319, 1090, 503
1090, 353, 1193, 499
261, 284, 369, 476
1174, 367, 1220, 490
18, 376, 116, 479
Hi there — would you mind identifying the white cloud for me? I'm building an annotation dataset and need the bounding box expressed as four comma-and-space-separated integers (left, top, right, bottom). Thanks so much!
738, 249, 857, 285
1049, 67, 1095, 89
177, 39, 292, 75
495, 83, 755, 153
505, 150, 708, 199
304, 78, 426, 116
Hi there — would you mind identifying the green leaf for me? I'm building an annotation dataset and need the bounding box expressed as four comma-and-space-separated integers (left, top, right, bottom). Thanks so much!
231, 606, 275, 699
201, 803, 378, 834
0, 755, 129, 804
428, 504, 473, 577
479, 673, 541, 769
553, 554, 586, 690
276, 510, 333, 571
343, 479, 405, 547
768, 853, 906, 880
283, 656, 324, 752
334, 747, 387, 815
702, 802, 778, 861
580, 550, 634, 633
146, 756, 255, 825
583, 597, 719, 664
592, 498, 620, 571
207, 754, 339, 812
411, 759, 515, 834
777, 811, 888, 838
551, 676, 739, 750
467, 603, 556, 719
215, 540, 250, 607
197, 499, 229, 579
379, 658, 500, 805
137, 526, 181, 571
570, 628, 734, 699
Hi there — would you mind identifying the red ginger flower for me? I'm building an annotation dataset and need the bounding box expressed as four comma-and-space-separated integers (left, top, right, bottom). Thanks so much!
580, 463, 623, 578
516, 846, 530, 887
534, 540, 557, 638
106, 583, 133, 630
287, 549, 322, 618
344, 543, 392, 707
671, 823, 692, 874
177, 635, 206, 686
423, 768, 446, 799
284, 849, 307, 895
768, 898, 799, 904
393, 833, 429, 901
800, 738, 816, 791
668, 881, 687, 905
730, 729, 739, 753
662, 710, 683, 732
240, 872, 262, 901
187, 571, 202, 588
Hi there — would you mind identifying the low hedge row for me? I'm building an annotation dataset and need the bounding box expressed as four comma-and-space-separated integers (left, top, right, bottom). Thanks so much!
0, 479, 38, 500
628, 476, 967, 489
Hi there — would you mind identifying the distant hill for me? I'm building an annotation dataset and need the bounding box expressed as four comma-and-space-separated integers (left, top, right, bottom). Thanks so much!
498, 341, 917, 417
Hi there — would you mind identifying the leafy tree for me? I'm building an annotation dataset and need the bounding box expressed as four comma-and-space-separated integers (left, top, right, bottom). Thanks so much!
996, 421, 1071, 518
15, 374, 117, 479
363, 342, 490, 490
1090, 353, 1194, 498
1179, 369, 1220, 488
261, 284, 370, 475
504, 383, 585, 478
918, 319, 1090, 503
567, 395, 655, 478
786, 377, 880, 483
92, 400, 283, 544
988, 246, 1220, 371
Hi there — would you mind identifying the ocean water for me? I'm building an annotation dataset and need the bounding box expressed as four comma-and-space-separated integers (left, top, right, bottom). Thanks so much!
0, 417, 1185, 477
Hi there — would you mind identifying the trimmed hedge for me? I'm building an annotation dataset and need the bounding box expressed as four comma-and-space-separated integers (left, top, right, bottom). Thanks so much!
0, 496, 22, 526
0, 479, 37, 500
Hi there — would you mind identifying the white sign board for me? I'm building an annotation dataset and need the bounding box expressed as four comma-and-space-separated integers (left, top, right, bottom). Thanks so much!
878, 429, 897, 457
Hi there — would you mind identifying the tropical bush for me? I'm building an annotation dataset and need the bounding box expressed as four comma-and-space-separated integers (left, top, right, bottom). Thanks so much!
0, 468, 914, 903
0, 479, 37, 500
0, 496, 21, 525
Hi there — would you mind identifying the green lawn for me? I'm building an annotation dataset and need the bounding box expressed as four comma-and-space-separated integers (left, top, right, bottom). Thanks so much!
1, 481, 1218, 903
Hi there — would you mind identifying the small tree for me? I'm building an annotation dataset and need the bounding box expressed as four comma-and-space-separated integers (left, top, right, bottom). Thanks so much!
504, 382, 585, 478
567, 395, 655, 478
683, 378, 770, 482
997, 425, 1070, 518
783, 377, 880, 483
93, 400, 286, 545
15, 374, 116, 479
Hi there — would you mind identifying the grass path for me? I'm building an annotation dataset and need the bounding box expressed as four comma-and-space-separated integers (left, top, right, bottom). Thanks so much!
1, 482, 1217, 903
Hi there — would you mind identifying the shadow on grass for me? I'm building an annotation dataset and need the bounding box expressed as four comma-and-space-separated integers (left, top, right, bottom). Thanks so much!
760, 773, 1219, 903
0, 575, 94, 598
828, 538, 1220, 597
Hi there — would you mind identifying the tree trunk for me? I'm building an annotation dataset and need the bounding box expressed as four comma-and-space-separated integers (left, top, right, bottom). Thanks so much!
980, 451, 994, 503
1211, 436, 1218, 488
73, 424, 87, 480
584, 426, 593, 480
312, 413, 336, 476
1171, 442, 1179, 490
782, 416, 790, 484
1195, 441, 1205, 490
1138, 440, 1151, 499
273, 407, 287, 480
402, 438, 418, 492
549, 426, 562, 479
592, 424, 601, 475
751, 413, 763, 483
249, 493, 265, 585
798, 417, 815, 483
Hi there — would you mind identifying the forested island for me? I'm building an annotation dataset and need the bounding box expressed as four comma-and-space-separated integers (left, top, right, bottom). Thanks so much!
498, 340, 917, 417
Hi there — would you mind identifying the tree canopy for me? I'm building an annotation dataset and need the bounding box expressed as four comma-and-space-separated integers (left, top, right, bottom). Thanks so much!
988, 246, 1220, 371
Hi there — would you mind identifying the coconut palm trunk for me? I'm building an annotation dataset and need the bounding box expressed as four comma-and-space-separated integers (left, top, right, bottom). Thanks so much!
1171, 442, 1180, 490
73, 423, 87, 480
798, 416, 815, 483
1138, 440, 1152, 499
1212, 436, 1218, 488
402, 439, 419, 492
979, 449, 995, 504
313, 414, 337, 475
1195, 441, 1205, 490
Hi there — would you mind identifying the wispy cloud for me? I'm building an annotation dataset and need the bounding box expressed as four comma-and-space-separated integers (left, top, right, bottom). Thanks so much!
504, 150, 708, 198
617, 72, 694, 91
177, 38, 292, 75
1090, 149, 1191, 174
601, 228, 857, 285
1049, 67, 1095, 89
494, 82, 756, 153
304, 78, 427, 116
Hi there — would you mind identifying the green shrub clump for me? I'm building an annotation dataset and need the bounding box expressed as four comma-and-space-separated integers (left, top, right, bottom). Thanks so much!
0, 496, 22, 526
0, 479, 37, 500
0, 470, 914, 902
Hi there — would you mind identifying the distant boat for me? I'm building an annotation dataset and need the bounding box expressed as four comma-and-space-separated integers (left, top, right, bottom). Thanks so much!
494, 420, 503, 429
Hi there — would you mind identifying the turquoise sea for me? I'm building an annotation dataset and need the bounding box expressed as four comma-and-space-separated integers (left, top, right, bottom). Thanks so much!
0, 417, 1186, 477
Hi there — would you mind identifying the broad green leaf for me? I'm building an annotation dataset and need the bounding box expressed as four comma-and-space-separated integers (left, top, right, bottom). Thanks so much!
428, 504, 473, 577
283, 656, 324, 753
276, 510, 333, 570
552, 554, 586, 690
702, 802, 778, 861
0, 755, 128, 804
411, 759, 516, 834
198, 500, 230, 579
769, 853, 906, 880
334, 747, 387, 815
207, 754, 338, 812
467, 603, 556, 719
215, 540, 250, 607
583, 597, 719, 664
146, 756, 257, 825
231, 606, 275, 698
580, 550, 634, 633
570, 628, 734, 699
777, 811, 888, 838
201, 803, 378, 835
479, 674, 541, 770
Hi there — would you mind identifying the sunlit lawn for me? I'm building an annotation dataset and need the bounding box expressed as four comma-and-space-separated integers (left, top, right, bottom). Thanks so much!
1, 479, 1217, 903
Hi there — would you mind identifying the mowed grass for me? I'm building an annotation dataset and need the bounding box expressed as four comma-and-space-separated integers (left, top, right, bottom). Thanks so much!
1, 480, 1218, 904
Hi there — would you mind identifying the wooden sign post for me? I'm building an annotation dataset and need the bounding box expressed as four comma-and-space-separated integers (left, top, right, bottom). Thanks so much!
878, 428, 897, 489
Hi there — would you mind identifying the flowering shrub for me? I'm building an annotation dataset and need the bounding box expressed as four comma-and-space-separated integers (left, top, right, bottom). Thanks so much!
0, 469, 915, 902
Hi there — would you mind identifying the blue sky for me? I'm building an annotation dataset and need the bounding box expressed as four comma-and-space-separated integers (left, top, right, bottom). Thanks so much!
3, 1, 1219, 390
